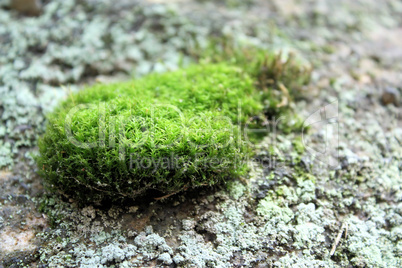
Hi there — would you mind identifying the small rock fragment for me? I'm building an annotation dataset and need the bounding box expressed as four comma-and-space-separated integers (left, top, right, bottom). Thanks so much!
381, 87, 400, 106
10, 0, 41, 16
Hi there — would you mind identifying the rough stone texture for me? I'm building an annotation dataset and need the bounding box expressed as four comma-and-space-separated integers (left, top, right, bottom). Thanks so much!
0, 0, 401, 267
10, 0, 42, 16
382, 87, 400, 106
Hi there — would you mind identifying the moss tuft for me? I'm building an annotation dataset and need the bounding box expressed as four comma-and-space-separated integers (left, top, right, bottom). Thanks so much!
36, 63, 266, 203
37, 53, 311, 204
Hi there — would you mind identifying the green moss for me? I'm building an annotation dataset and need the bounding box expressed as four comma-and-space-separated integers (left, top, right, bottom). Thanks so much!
195, 40, 311, 135
36, 47, 312, 204
36, 63, 267, 203
292, 136, 305, 154
197, 41, 312, 100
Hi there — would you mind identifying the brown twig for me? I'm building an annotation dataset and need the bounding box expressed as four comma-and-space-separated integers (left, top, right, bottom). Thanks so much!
330, 222, 348, 256
276, 82, 290, 108
154, 184, 190, 201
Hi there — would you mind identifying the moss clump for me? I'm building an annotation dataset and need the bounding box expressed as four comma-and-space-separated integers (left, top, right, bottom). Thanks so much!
194, 41, 312, 135
37, 63, 266, 203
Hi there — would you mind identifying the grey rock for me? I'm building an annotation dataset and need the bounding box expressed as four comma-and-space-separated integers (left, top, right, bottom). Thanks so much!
381, 87, 400, 106
10, 0, 41, 16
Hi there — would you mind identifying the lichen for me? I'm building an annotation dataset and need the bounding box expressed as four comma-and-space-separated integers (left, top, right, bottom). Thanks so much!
227, 180, 247, 200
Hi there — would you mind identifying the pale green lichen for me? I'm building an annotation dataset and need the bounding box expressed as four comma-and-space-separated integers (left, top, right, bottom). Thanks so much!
346, 215, 400, 267
256, 197, 293, 223
227, 180, 247, 200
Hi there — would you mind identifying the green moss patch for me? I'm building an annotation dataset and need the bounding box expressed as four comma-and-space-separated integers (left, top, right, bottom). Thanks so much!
37, 51, 311, 204
37, 63, 267, 203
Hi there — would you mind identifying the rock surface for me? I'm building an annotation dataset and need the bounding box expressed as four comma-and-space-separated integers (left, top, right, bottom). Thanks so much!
0, 0, 401, 267
10, 0, 41, 16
